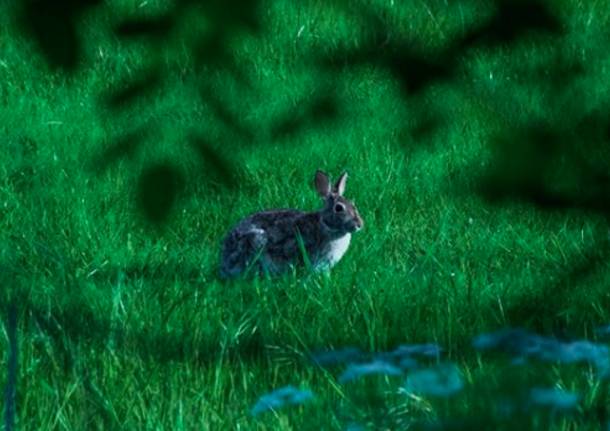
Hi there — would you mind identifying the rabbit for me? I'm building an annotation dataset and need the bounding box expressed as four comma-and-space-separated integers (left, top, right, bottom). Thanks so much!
220, 170, 363, 278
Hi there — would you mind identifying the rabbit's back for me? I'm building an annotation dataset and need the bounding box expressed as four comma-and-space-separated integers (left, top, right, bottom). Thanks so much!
220, 209, 314, 277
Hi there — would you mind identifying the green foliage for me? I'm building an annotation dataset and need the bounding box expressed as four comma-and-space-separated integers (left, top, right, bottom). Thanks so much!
2, 0, 610, 429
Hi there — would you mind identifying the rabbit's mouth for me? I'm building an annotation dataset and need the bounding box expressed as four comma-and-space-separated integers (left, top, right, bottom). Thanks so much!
348, 220, 363, 232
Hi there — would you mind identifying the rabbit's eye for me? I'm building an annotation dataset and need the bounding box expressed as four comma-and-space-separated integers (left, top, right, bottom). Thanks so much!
334, 203, 345, 212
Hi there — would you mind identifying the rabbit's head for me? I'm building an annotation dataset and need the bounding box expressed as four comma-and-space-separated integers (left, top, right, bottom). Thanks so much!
315, 170, 363, 235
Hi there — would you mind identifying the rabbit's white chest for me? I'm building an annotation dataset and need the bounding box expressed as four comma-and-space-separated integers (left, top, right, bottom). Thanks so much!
317, 234, 351, 269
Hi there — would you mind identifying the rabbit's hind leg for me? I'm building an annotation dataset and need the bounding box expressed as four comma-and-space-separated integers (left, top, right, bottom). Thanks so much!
221, 227, 268, 278
242, 228, 270, 276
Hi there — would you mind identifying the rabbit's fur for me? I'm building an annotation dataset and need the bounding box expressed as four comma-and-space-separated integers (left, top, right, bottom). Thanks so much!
220, 170, 363, 278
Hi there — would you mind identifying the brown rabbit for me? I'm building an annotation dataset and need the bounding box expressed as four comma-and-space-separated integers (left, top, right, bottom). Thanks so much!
220, 170, 363, 277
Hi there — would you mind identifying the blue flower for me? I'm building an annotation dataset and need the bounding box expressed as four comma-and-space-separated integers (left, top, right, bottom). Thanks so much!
529, 387, 580, 410
374, 343, 441, 371
473, 328, 610, 376
339, 360, 403, 383
541, 340, 609, 373
403, 363, 464, 397
382, 343, 442, 360
311, 347, 365, 367
398, 356, 420, 370
251, 385, 314, 416
472, 328, 545, 354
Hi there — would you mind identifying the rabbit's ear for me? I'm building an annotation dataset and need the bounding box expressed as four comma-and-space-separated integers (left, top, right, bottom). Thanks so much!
333, 172, 348, 195
315, 170, 331, 197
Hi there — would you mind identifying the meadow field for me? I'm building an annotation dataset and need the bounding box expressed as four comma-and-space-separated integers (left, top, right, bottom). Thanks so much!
3, 0, 610, 429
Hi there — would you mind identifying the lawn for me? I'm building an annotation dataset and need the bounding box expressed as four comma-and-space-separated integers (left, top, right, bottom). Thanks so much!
2, 0, 610, 429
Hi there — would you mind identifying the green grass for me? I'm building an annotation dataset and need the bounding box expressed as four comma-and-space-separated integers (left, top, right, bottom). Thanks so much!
3, 0, 610, 429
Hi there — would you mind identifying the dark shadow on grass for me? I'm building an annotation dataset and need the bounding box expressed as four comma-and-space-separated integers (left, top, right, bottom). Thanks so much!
137, 163, 185, 225
502, 236, 610, 332
115, 15, 174, 40
271, 93, 340, 141
1, 287, 268, 372
320, 37, 457, 98
461, 113, 610, 331
479, 118, 610, 215
190, 136, 238, 189
199, 84, 256, 143
18, 0, 102, 71
92, 128, 150, 173
104, 69, 163, 110
3, 303, 17, 431
456, 0, 563, 51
